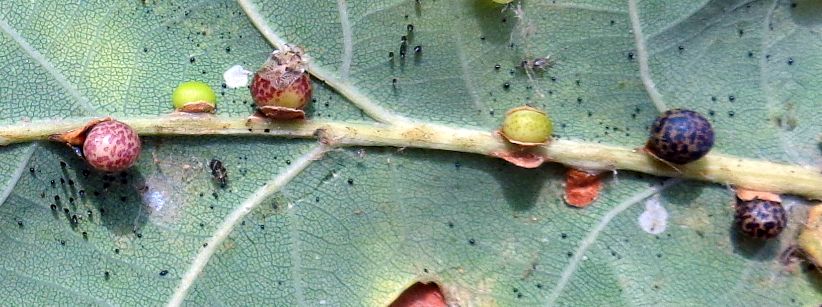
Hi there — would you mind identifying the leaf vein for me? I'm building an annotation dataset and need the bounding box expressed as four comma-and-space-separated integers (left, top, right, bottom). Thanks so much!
336, 0, 353, 80
546, 179, 680, 305
0, 144, 35, 207
0, 18, 97, 115
166, 145, 329, 307
627, 0, 667, 112
237, 0, 408, 124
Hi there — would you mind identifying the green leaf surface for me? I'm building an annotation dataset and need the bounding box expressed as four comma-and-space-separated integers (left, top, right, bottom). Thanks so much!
1, 0, 820, 305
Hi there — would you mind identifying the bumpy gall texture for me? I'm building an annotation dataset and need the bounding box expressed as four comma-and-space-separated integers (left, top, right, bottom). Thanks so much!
646, 109, 714, 164
251, 73, 311, 109
735, 198, 787, 239
250, 45, 312, 119
82, 121, 141, 172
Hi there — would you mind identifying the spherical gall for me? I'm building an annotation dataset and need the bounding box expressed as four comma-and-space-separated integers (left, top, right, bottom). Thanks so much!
171, 81, 216, 113
646, 109, 714, 164
250, 45, 312, 120
82, 120, 141, 172
735, 198, 787, 239
499, 105, 553, 146
492, 0, 514, 3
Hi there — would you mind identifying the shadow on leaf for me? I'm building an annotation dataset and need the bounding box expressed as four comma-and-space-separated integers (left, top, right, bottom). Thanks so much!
485, 159, 561, 211
729, 223, 780, 260
44, 143, 148, 237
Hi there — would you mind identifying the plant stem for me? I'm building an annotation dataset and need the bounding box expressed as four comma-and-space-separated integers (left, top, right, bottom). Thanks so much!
1, 114, 820, 200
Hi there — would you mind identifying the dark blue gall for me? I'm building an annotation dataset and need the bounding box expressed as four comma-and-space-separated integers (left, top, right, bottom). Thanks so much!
646, 109, 714, 164
734, 198, 786, 239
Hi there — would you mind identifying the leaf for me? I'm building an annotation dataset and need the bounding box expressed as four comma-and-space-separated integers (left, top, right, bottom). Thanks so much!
0, 0, 820, 305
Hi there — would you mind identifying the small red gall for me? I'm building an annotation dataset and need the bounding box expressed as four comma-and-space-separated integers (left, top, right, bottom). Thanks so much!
735, 187, 781, 203
389, 282, 447, 307
83, 120, 141, 172
563, 169, 603, 208
489, 150, 547, 168
250, 45, 312, 120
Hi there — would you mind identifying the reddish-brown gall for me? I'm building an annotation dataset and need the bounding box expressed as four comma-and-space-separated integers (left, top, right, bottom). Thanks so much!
250, 45, 312, 120
82, 120, 141, 172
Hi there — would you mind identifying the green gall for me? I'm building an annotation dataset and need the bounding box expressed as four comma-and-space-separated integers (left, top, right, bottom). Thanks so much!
172, 81, 217, 113
499, 105, 553, 146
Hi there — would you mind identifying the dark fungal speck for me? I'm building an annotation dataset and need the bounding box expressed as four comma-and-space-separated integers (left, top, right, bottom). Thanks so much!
494, 64, 500, 70
468, 239, 476, 245
503, 82, 510, 89
160, 270, 169, 276
347, 178, 354, 185
787, 57, 794, 65
729, 95, 735, 102
407, 24, 414, 32
414, 45, 422, 53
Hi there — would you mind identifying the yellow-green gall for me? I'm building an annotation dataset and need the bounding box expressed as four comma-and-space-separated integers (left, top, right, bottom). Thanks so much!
499, 106, 552, 146
172, 81, 217, 113
491, 0, 514, 4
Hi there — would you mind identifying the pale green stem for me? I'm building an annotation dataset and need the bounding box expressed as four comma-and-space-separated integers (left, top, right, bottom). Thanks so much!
0, 114, 820, 200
